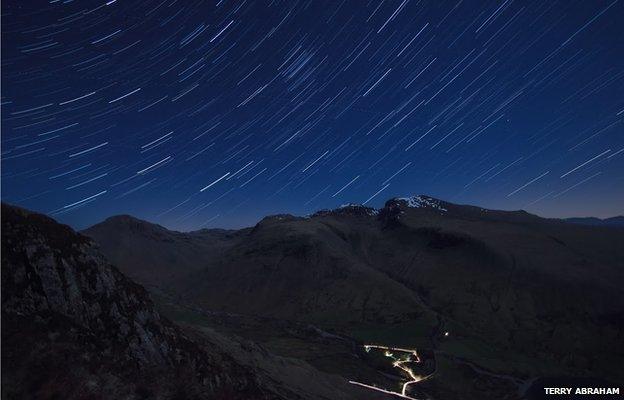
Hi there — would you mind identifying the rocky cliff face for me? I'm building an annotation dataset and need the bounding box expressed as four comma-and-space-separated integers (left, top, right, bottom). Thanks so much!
1, 204, 272, 400
83, 195, 624, 394
2, 203, 394, 400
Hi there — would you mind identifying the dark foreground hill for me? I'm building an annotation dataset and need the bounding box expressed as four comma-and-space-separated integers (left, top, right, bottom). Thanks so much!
83, 195, 624, 399
1, 204, 391, 400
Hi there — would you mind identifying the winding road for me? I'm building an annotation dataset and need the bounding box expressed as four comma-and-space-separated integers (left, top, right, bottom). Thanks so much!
348, 344, 436, 400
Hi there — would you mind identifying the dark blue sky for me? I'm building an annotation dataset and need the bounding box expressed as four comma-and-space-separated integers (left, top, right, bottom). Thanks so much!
2, 0, 623, 230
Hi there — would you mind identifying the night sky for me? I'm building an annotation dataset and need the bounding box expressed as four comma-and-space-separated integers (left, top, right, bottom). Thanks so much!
2, 0, 623, 231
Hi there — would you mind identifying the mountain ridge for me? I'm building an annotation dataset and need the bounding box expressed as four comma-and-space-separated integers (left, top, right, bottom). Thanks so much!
4, 196, 623, 399
82, 194, 624, 396
1, 203, 268, 399
1, 203, 396, 400
564, 215, 624, 227
85, 194, 623, 234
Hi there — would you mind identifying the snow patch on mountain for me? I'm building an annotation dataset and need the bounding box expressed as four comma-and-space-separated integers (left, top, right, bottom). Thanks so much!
396, 195, 448, 212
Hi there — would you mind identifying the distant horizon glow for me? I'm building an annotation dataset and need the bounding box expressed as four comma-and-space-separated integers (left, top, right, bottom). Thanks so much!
2, 0, 623, 231
51, 194, 624, 233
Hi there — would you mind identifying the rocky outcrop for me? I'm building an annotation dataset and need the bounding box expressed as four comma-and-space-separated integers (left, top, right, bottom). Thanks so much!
1, 204, 272, 400
82, 196, 624, 391
2, 203, 393, 400
312, 204, 378, 218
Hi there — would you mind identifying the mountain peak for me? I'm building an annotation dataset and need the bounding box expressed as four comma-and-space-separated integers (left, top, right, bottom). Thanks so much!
91, 214, 171, 234
103, 214, 150, 225
1, 203, 264, 397
387, 194, 448, 212
256, 213, 301, 225
312, 203, 379, 218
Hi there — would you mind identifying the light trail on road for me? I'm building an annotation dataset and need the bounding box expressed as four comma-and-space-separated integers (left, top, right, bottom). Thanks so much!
348, 380, 421, 400
348, 344, 436, 400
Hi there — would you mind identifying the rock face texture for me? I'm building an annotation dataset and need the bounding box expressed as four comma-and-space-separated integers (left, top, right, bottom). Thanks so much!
1, 204, 272, 400
84, 195, 624, 391
5, 196, 622, 400
1, 203, 396, 400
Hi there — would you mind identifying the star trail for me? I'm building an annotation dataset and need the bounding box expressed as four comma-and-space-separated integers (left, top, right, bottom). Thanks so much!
2, 0, 623, 230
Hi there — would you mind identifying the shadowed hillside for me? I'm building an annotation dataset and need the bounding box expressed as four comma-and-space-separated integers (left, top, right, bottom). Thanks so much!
84, 195, 624, 399
1, 203, 393, 400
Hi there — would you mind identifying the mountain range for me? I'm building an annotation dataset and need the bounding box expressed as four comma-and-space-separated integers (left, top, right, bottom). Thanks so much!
564, 216, 624, 227
3, 195, 623, 399
1, 203, 389, 400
